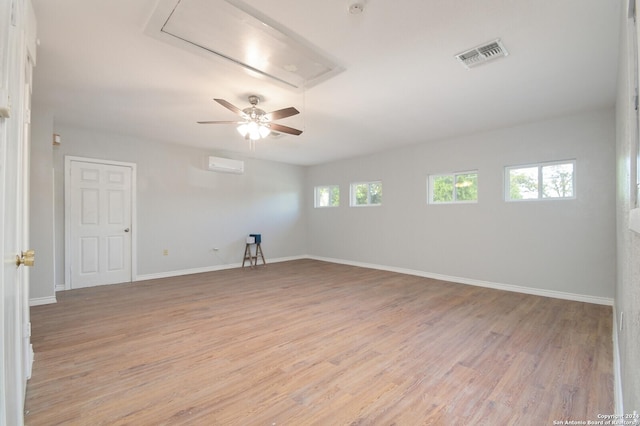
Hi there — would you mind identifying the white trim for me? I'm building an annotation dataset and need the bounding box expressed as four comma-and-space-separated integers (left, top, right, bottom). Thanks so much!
64, 156, 138, 290
612, 305, 624, 416
57, 250, 614, 307
135, 255, 307, 282
55, 284, 65, 292
27, 344, 33, 381
136, 264, 239, 281
52, 167, 57, 294
629, 207, 640, 233
307, 255, 614, 306
29, 296, 57, 306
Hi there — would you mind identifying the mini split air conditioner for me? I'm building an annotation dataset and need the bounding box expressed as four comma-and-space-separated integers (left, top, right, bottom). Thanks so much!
207, 156, 244, 174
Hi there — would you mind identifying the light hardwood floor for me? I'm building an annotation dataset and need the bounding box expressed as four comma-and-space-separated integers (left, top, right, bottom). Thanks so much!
24, 259, 613, 425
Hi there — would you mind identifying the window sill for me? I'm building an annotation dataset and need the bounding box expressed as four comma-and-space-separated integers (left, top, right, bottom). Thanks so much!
630, 207, 640, 234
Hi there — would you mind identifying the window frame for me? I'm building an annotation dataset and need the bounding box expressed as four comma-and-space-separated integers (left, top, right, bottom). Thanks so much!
350, 181, 382, 207
428, 170, 479, 204
631, 0, 640, 208
505, 160, 576, 202
628, 0, 640, 233
314, 184, 340, 208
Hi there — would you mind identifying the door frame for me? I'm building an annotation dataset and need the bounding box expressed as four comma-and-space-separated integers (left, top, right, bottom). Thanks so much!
64, 156, 137, 290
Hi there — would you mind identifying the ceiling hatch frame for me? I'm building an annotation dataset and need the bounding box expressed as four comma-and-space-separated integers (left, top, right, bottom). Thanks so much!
144, 0, 344, 90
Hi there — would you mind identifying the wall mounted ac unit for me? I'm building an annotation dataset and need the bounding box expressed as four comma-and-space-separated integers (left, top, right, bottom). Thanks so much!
207, 156, 244, 174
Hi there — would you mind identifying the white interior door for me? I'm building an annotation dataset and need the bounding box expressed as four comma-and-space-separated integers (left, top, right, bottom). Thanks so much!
1, 0, 36, 424
66, 159, 134, 289
0, 92, 28, 426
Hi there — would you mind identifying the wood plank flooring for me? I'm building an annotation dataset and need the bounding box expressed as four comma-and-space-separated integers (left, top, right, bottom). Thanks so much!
24, 259, 614, 425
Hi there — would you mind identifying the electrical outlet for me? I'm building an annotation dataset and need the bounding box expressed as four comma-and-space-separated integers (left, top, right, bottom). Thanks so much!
163, 249, 168, 256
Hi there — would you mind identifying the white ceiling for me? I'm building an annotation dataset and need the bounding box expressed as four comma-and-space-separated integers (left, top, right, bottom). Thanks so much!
31, 0, 621, 166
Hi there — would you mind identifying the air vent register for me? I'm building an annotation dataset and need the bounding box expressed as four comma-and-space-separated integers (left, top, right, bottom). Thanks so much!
455, 39, 509, 69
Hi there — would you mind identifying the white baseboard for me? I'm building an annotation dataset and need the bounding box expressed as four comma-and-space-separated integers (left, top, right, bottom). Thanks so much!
136, 255, 614, 305
136, 263, 240, 281
307, 255, 614, 306
135, 255, 307, 282
55, 284, 65, 292
612, 306, 624, 416
26, 343, 34, 380
29, 296, 57, 306
63, 254, 614, 306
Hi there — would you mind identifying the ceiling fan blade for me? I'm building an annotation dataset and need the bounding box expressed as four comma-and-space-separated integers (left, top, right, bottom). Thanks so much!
197, 120, 242, 124
214, 98, 246, 117
264, 107, 300, 121
269, 123, 303, 136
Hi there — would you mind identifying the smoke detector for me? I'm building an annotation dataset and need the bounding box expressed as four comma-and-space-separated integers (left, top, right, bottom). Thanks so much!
348, 3, 364, 14
455, 39, 509, 69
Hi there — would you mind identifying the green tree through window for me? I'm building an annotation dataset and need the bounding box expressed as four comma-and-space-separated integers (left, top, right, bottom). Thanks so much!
455, 173, 478, 201
369, 182, 382, 204
507, 161, 575, 201
351, 181, 382, 206
509, 167, 538, 200
542, 163, 574, 198
433, 176, 454, 202
430, 172, 478, 203
315, 185, 339, 207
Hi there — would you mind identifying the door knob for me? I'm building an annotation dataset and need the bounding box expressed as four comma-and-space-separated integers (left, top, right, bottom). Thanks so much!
124, 228, 130, 232
16, 249, 35, 267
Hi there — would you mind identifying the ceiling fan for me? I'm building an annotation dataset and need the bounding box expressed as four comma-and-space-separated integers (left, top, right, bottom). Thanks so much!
198, 95, 303, 142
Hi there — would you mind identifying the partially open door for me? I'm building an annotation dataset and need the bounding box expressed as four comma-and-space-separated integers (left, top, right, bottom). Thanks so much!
0, 0, 36, 424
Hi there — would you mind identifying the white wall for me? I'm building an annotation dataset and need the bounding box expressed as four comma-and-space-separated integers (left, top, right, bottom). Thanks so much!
31, 111, 616, 301
307, 109, 616, 301
29, 124, 307, 298
615, 0, 640, 414
29, 106, 55, 300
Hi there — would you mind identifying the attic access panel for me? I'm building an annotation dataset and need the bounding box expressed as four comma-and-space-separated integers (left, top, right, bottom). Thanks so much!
145, 0, 343, 89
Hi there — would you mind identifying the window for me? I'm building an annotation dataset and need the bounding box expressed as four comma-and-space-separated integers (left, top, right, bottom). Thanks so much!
350, 181, 382, 206
314, 185, 340, 207
506, 160, 575, 201
428, 171, 478, 204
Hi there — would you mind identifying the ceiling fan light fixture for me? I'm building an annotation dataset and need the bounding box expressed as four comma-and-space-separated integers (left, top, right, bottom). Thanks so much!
200, 96, 300, 149
258, 125, 271, 139
237, 121, 270, 140
237, 123, 249, 138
